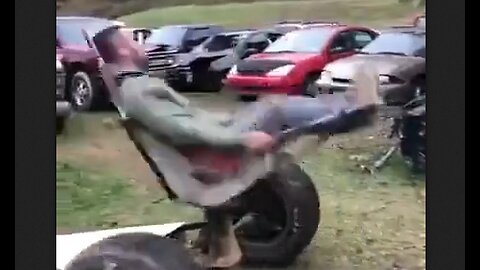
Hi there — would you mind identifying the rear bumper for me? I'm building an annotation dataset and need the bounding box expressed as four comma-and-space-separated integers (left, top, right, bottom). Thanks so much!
56, 101, 72, 118
223, 75, 301, 95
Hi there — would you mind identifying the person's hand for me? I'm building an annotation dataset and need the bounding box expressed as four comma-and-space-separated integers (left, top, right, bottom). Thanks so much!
243, 131, 274, 154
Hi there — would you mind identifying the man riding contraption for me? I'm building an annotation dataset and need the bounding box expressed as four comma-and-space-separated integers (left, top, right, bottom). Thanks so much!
92, 26, 380, 269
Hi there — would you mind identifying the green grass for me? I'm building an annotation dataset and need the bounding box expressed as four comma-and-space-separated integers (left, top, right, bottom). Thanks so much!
56, 160, 202, 231
57, 148, 425, 269
119, 0, 421, 28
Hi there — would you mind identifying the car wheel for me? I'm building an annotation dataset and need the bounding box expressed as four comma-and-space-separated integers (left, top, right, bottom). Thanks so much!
70, 71, 101, 111
65, 233, 204, 270
56, 117, 65, 135
412, 76, 426, 98
235, 157, 320, 267
239, 95, 258, 102
302, 74, 321, 97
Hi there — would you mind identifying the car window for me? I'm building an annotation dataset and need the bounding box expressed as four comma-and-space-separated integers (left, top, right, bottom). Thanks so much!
57, 19, 114, 46
205, 35, 235, 51
57, 24, 87, 46
361, 32, 425, 57
264, 28, 334, 53
351, 31, 375, 49
329, 31, 353, 53
187, 28, 217, 43
145, 26, 187, 47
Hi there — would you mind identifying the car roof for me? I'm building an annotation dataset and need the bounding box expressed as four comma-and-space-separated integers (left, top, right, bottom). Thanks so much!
293, 24, 350, 33
380, 26, 425, 35
56, 16, 111, 22
220, 29, 255, 36
158, 24, 221, 29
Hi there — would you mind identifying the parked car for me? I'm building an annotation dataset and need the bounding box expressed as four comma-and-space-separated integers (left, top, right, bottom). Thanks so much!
223, 25, 378, 100
144, 24, 225, 89
209, 28, 285, 87
56, 55, 71, 134
315, 27, 425, 107
56, 16, 116, 111
164, 29, 254, 91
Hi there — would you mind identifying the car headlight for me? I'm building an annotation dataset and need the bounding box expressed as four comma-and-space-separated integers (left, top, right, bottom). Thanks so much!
266, 64, 295, 76
228, 65, 238, 75
379, 75, 390, 84
320, 70, 332, 81
56, 55, 63, 70
379, 75, 404, 85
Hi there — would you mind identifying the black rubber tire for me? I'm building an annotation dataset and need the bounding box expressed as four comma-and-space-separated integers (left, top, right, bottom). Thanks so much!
236, 159, 320, 267
69, 71, 102, 111
239, 95, 257, 102
400, 114, 426, 173
56, 117, 66, 135
65, 232, 204, 270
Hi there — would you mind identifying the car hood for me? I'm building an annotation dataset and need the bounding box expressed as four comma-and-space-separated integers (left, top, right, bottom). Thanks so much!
249, 52, 318, 63
324, 54, 424, 79
143, 43, 179, 53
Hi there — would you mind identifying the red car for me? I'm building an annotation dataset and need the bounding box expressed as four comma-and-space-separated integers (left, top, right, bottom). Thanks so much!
223, 25, 378, 100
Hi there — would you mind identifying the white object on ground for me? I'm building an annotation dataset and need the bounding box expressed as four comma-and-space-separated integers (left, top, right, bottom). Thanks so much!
56, 222, 185, 270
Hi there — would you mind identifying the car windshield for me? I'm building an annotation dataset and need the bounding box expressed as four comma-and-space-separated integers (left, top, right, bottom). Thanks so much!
145, 26, 187, 47
263, 28, 333, 53
233, 32, 269, 56
57, 19, 114, 45
361, 32, 425, 56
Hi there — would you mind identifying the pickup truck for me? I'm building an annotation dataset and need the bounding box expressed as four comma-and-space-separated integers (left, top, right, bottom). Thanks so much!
56, 55, 71, 134
56, 16, 116, 111
144, 24, 228, 91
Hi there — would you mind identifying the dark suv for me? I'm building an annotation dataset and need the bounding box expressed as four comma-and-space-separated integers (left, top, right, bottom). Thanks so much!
56, 16, 115, 111
143, 24, 225, 90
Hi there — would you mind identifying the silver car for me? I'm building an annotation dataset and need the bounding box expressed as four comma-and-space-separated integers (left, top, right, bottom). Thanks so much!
315, 28, 425, 107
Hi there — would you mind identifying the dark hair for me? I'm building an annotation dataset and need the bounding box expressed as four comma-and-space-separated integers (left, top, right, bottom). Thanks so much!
93, 26, 148, 72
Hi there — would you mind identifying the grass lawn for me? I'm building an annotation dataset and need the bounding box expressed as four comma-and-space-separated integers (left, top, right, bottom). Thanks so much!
57, 93, 425, 269
119, 0, 421, 28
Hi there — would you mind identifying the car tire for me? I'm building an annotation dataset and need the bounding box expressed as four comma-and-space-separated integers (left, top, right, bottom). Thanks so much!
302, 74, 321, 97
235, 157, 320, 267
239, 95, 257, 102
70, 71, 101, 111
65, 233, 204, 270
400, 112, 426, 173
56, 117, 65, 135
412, 76, 426, 99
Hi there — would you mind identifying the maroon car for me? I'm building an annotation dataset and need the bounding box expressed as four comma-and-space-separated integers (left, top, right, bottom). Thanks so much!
56, 16, 116, 111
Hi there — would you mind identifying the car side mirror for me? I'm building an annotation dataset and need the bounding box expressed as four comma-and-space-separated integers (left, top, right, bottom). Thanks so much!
56, 39, 62, 48
81, 29, 94, 48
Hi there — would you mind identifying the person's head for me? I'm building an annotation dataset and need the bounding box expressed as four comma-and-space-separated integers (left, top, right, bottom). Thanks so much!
93, 26, 148, 73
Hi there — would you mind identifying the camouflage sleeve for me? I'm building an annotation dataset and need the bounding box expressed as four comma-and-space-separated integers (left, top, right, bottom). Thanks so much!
121, 76, 246, 149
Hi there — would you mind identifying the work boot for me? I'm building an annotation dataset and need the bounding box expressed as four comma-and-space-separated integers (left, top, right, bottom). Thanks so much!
192, 226, 210, 253
194, 210, 242, 268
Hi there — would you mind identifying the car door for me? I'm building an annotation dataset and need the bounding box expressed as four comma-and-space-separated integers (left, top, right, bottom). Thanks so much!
326, 30, 356, 63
